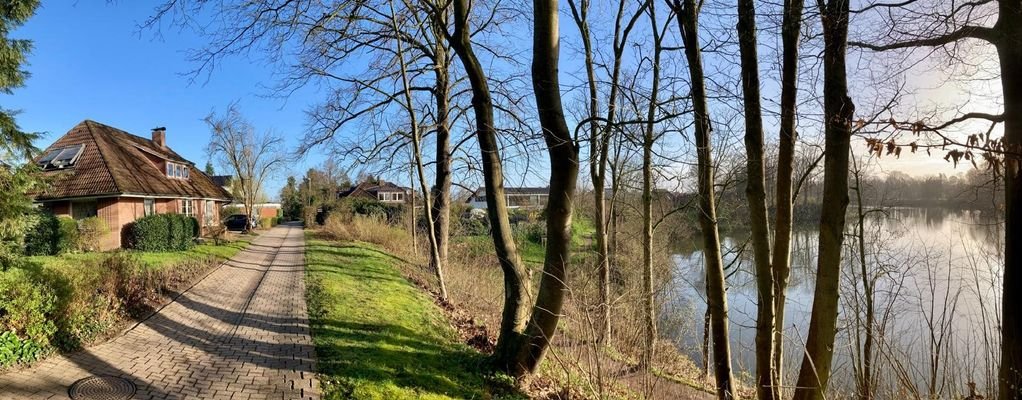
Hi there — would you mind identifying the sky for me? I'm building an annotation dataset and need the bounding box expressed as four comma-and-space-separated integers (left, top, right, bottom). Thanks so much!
5, 2, 1000, 201
9, 2, 325, 199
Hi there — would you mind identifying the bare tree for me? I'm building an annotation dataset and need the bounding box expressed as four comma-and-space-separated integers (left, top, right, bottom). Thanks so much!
847, 2, 1021, 396
670, 0, 737, 397
791, 0, 855, 398
567, 0, 646, 345
389, 0, 448, 299
204, 105, 286, 230
734, 0, 777, 396
502, 0, 580, 376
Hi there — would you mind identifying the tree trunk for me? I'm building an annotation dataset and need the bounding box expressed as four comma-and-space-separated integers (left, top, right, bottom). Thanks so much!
392, 10, 446, 299
772, 0, 804, 393
791, 1, 853, 398
447, 0, 531, 373
430, 9, 453, 288
640, 2, 663, 371
997, 2, 1022, 398
507, 0, 580, 376
676, 0, 737, 397
735, 0, 776, 397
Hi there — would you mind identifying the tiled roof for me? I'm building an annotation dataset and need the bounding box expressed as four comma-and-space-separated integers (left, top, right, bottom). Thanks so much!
338, 180, 410, 199
34, 120, 233, 201
470, 186, 549, 197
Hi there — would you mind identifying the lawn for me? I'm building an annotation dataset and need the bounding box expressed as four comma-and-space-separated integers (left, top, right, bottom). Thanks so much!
305, 235, 521, 400
26, 235, 254, 270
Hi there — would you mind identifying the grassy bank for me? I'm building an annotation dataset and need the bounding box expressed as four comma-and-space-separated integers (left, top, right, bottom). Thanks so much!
0, 235, 254, 369
305, 234, 521, 400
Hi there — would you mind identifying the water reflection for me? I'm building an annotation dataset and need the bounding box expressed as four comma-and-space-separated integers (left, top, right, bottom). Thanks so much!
667, 207, 1003, 398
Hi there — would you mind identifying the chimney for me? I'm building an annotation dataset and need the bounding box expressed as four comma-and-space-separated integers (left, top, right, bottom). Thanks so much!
152, 127, 166, 148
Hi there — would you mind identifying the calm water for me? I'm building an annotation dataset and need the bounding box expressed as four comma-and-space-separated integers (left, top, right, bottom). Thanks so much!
667, 207, 1003, 397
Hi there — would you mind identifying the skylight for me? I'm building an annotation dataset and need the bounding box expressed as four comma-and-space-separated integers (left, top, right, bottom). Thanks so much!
38, 144, 85, 170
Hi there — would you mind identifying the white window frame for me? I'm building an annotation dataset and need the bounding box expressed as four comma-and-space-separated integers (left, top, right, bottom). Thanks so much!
204, 200, 215, 226
180, 199, 193, 217
144, 198, 155, 216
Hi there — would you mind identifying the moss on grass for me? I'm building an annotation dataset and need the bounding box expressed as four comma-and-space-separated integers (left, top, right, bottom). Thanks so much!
305, 235, 521, 400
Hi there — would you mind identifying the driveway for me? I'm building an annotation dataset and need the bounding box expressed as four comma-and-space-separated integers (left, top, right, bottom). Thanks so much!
0, 223, 319, 400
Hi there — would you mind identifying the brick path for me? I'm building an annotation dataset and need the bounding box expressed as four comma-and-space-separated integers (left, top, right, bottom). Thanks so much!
0, 223, 320, 400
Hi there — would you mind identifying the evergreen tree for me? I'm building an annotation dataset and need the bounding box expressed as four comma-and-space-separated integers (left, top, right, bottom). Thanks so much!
0, 0, 40, 160
204, 161, 215, 176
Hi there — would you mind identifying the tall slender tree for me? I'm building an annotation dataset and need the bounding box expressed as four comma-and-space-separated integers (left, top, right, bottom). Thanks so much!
772, 0, 805, 393
671, 0, 738, 397
503, 0, 580, 376
792, 0, 854, 398
734, 0, 776, 397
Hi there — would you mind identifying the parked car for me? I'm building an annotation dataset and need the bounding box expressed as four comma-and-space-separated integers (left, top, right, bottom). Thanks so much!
224, 214, 250, 231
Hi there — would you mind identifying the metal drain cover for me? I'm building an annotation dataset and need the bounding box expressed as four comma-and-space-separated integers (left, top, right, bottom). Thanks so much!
68, 375, 136, 400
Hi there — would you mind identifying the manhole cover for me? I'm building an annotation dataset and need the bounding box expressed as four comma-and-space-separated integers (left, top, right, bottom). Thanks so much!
68, 375, 136, 400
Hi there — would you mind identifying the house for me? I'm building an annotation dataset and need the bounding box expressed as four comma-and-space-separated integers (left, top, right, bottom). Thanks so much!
338, 180, 411, 204
467, 187, 549, 210
33, 120, 233, 250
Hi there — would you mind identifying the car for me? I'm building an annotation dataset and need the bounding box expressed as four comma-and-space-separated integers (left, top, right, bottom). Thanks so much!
224, 214, 250, 231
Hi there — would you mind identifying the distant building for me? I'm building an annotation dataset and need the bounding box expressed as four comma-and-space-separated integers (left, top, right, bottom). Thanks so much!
338, 180, 411, 204
467, 187, 549, 210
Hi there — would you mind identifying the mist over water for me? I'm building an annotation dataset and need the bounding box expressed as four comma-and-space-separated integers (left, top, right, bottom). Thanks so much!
667, 207, 1003, 398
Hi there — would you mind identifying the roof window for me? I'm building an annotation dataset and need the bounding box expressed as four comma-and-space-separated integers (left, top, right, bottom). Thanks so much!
38, 144, 85, 170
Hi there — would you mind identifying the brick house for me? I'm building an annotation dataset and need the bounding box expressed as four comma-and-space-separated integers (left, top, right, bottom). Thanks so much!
337, 180, 411, 204
33, 120, 233, 250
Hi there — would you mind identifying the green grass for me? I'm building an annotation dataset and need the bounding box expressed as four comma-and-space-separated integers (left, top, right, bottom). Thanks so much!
305, 235, 520, 400
26, 236, 253, 271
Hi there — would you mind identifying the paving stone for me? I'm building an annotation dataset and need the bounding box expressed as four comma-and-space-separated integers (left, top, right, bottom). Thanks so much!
0, 224, 320, 399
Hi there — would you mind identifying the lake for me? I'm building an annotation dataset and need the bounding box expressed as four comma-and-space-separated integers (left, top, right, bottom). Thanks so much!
666, 207, 1003, 398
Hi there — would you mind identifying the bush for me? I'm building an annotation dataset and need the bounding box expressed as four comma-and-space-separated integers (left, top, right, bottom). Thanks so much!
57, 217, 78, 254
76, 217, 108, 252
24, 214, 80, 255
0, 269, 56, 346
129, 214, 196, 252
130, 214, 170, 251
24, 211, 60, 256
259, 217, 273, 229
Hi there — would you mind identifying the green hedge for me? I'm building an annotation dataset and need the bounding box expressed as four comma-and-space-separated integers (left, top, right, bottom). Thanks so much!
129, 214, 198, 251
24, 213, 81, 256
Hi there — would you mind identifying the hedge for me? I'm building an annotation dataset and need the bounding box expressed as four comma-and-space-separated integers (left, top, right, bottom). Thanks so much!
24, 213, 84, 256
129, 214, 198, 252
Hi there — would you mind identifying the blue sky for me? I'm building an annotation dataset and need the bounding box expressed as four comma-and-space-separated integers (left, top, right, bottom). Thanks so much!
9, 2, 324, 199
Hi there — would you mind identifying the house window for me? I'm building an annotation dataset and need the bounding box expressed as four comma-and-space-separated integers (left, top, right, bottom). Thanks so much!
180, 199, 193, 216
144, 198, 155, 216
71, 200, 97, 220
378, 192, 404, 202
165, 162, 190, 180
204, 200, 215, 226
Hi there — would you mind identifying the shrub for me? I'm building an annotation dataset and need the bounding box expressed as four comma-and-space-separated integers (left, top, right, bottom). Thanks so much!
24, 211, 60, 256
129, 214, 196, 252
0, 269, 56, 346
57, 217, 78, 254
259, 217, 273, 229
130, 214, 170, 251
76, 217, 108, 252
